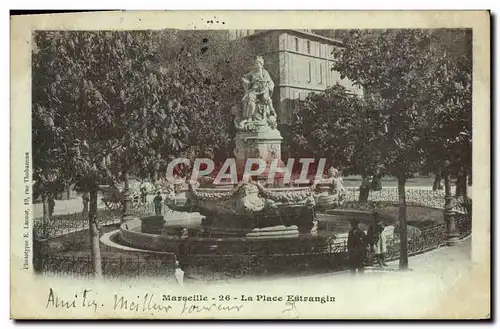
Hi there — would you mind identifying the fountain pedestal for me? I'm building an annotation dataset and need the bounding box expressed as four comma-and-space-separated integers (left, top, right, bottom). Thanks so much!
233, 127, 283, 180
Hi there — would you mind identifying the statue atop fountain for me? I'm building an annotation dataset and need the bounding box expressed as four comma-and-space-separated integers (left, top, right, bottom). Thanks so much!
231, 56, 284, 181
234, 56, 279, 132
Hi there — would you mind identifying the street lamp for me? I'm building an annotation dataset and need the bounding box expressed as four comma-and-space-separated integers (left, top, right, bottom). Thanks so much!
443, 160, 459, 245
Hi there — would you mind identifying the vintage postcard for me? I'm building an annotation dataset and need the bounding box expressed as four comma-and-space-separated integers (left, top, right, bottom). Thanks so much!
10, 10, 490, 319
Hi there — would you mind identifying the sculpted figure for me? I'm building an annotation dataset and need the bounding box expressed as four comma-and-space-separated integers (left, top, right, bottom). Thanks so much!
233, 183, 265, 213
326, 167, 338, 181
326, 167, 345, 194
241, 56, 277, 122
314, 167, 346, 208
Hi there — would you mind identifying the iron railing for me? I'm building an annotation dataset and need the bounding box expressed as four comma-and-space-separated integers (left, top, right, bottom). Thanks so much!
32, 188, 471, 281
38, 254, 176, 280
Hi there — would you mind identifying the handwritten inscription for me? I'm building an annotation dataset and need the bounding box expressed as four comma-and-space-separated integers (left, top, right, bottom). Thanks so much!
113, 294, 173, 314
181, 300, 243, 314
46, 288, 99, 312
44, 288, 335, 316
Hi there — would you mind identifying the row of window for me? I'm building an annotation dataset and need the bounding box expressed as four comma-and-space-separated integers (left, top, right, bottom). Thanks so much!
229, 30, 337, 59
291, 37, 335, 59
306, 61, 324, 84
289, 58, 326, 85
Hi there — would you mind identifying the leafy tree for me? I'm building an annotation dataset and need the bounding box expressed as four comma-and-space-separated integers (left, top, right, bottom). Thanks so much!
156, 30, 256, 165
32, 30, 184, 276
423, 29, 472, 197
290, 84, 384, 200
291, 84, 363, 168
32, 105, 68, 227
333, 29, 461, 269
32, 30, 255, 275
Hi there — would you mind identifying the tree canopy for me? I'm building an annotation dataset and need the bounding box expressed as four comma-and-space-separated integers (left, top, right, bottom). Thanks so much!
290, 84, 369, 171
421, 29, 472, 178
330, 29, 472, 180
288, 29, 473, 269
32, 30, 255, 192
332, 30, 434, 180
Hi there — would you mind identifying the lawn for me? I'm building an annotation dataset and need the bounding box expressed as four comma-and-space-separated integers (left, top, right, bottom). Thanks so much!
375, 205, 444, 228
342, 175, 436, 188
39, 224, 120, 255
34, 208, 121, 222
317, 205, 443, 233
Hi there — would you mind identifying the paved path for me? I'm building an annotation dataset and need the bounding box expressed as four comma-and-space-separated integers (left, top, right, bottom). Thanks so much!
367, 234, 471, 274
187, 237, 474, 318
32, 193, 158, 218
33, 196, 92, 218
33, 185, 471, 218
220, 236, 471, 284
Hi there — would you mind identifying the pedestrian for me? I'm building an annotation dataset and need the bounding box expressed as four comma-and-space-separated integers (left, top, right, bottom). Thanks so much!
432, 171, 443, 191
82, 192, 90, 216
347, 219, 366, 275
47, 193, 55, 218
153, 191, 163, 215
359, 175, 372, 202
370, 171, 383, 192
174, 260, 185, 286
369, 212, 388, 267
177, 228, 189, 267
140, 185, 147, 203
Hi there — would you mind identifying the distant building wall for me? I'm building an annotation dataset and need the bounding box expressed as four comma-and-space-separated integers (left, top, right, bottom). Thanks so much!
234, 29, 364, 125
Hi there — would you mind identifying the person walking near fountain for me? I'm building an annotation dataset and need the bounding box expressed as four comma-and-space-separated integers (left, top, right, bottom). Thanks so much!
174, 260, 185, 286
153, 191, 163, 215
359, 175, 372, 202
140, 184, 147, 203
370, 170, 383, 192
367, 212, 388, 267
347, 219, 366, 275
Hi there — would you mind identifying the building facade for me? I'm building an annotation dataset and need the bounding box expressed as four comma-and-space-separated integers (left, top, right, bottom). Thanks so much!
229, 29, 363, 125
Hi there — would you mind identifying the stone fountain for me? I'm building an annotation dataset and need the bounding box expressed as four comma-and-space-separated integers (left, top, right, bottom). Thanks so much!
106, 56, 350, 262
163, 56, 346, 238
100, 58, 414, 277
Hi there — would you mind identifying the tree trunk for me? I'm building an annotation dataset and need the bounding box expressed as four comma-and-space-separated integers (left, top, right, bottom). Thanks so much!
32, 226, 42, 272
89, 189, 102, 278
41, 193, 48, 238
397, 176, 408, 270
456, 169, 467, 198
47, 194, 55, 218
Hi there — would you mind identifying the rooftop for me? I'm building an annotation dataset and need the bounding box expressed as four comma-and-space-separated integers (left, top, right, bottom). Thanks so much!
245, 29, 344, 47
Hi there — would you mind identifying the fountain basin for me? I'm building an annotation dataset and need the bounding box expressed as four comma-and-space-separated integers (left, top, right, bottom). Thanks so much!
165, 181, 325, 237
112, 208, 401, 255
